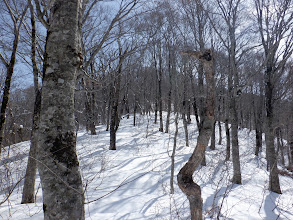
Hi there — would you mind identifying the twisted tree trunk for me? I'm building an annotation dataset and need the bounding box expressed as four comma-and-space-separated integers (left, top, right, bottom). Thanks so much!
178, 49, 215, 220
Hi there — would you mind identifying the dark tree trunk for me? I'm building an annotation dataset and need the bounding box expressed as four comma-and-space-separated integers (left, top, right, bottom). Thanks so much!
158, 49, 164, 132
265, 66, 281, 194
218, 121, 222, 145
0, 7, 26, 156
210, 121, 216, 150
190, 74, 200, 130
133, 96, 137, 126
255, 125, 262, 156
109, 43, 127, 150
183, 113, 189, 147
254, 89, 264, 156
165, 48, 173, 133
225, 119, 231, 161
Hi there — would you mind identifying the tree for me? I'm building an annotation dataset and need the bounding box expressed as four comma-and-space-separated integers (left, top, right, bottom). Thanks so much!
254, 0, 293, 194
178, 49, 215, 220
22, 0, 41, 204
34, 0, 85, 218
0, 0, 28, 158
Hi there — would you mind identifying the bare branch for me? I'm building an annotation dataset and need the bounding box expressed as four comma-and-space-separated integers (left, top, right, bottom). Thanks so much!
33, 0, 50, 29
0, 53, 8, 67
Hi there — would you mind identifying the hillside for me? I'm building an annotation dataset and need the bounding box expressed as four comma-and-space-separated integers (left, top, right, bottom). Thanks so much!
0, 113, 292, 219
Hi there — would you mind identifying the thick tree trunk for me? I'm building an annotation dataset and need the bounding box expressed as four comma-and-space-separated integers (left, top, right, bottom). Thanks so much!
178, 49, 215, 220
265, 66, 281, 194
230, 96, 241, 184
37, 1, 85, 219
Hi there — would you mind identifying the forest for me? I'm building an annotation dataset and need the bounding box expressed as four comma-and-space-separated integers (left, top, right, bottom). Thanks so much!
0, 0, 293, 219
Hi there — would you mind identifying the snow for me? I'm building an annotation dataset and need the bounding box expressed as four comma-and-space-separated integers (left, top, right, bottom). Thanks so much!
1, 113, 293, 219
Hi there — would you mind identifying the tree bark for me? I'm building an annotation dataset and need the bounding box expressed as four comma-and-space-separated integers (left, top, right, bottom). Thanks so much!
165, 48, 173, 133
37, 1, 85, 219
225, 119, 231, 161
178, 49, 215, 220
109, 42, 127, 150
265, 65, 281, 194
158, 46, 164, 132
170, 113, 179, 194
210, 121, 216, 150
22, 1, 41, 203
218, 121, 222, 145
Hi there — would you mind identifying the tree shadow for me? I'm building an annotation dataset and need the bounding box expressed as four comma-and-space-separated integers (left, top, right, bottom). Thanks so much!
264, 192, 280, 220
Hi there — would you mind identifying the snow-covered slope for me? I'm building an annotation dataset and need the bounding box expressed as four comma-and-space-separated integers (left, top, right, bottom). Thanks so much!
0, 113, 292, 219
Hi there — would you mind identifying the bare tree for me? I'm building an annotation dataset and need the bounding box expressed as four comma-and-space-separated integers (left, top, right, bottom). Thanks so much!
178, 49, 215, 220
254, 0, 293, 194
0, 0, 28, 158
21, 0, 41, 204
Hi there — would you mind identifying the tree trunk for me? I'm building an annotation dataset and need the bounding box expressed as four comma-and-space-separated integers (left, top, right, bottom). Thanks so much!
0, 11, 25, 157
165, 48, 173, 133
106, 93, 111, 131
22, 91, 41, 203
158, 48, 164, 132
170, 113, 179, 194
165, 90, 171, 133
178, 49, 215, 220
109, 42, 126, 150
190, 74, 200, 130
230, 96, 241, 184
265, 66, 281, 194
183, 113, 189, 147
289, 125, 293, 168
225, 119, 231, 161
37, 1, 85, 219
218, 121, 222, 145
228, 52, 241, 184
210, 121, 216, 150
22, 2, 40, 203
254, 90, 263, 156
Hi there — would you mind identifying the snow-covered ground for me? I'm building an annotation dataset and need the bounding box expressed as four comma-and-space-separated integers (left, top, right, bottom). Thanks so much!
0, 113, 292, 219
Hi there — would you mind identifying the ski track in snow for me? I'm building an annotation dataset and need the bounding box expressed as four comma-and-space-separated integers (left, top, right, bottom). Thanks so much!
0, 113, 292, 219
